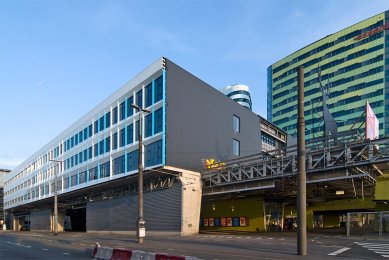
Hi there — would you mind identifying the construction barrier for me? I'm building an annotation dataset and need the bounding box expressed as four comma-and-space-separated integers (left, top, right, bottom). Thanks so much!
92, 242, 197, 260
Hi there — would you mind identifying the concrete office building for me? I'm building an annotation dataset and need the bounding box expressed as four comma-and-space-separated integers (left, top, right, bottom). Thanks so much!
268, 11, 389, 141
4, 57, 261, 234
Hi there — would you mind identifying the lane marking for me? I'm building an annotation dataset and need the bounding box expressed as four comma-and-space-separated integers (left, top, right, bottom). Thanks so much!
43, 248, 48, 251
63, 252, 70, 255
2, 241, 32, 248
328, 247, 351, 256
383, 255, 389, 258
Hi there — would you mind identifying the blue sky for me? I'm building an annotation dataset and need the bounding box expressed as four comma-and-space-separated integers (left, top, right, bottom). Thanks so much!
0, 0, 388, 169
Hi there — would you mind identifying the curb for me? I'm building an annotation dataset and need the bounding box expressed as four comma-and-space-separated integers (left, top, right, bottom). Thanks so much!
92, 242, 198, 260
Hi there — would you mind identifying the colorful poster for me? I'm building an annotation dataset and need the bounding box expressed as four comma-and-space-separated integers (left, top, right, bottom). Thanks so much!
221, 217, 227, 227
204, 218, 209, 227
209, 218, 214, 227
214, 218, 221, 227
227, 217, 232, 227
240, 217, 247, 227
232, 217, 240, 227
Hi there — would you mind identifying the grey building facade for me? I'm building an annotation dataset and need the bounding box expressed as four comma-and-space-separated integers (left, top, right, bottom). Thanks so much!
4, 58, 261, 234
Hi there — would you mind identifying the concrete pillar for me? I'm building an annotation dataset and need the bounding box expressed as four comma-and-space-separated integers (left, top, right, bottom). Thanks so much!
177, 168, 202, 236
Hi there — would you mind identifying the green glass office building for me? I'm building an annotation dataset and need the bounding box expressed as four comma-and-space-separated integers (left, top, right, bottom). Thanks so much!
268, 11, 389, 140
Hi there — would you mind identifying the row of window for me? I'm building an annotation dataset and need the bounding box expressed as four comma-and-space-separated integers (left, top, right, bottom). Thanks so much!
5, 140, 163, 207
272, 65, 384, 119
272, 20, 384, 74
64, 125, 93, 152
63, 108, 163, 171
274, 41, 383, 86
273, 56, 384, 101
62, 76, 163, 154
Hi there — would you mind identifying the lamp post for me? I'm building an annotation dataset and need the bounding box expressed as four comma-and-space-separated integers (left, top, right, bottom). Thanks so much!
49, 158, 62, 236
131, 103, 151, 244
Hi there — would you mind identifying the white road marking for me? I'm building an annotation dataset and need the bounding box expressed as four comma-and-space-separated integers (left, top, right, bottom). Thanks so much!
63, 252, 70, 255
328, 247, 351, 256
383, 255, 389, 258
43, 248, 48, 251
2, 241, 32, 248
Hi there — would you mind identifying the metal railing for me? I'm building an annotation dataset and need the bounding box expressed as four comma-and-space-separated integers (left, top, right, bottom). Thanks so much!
347, 211, 389, 238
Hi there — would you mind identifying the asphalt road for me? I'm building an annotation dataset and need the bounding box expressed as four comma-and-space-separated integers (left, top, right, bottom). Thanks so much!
0, 230, 388, 259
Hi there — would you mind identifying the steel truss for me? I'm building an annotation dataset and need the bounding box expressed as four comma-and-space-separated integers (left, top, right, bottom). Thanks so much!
202, 138, 389, 195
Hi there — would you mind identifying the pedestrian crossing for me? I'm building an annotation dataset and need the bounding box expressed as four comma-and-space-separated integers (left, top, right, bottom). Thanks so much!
354, 242, 389, 258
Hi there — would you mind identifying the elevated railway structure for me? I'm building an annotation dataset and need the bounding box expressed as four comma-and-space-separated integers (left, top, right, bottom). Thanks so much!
202, 137, 389, 202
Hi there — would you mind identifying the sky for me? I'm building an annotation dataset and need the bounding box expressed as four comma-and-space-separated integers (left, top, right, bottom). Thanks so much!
0, 0, 388, 170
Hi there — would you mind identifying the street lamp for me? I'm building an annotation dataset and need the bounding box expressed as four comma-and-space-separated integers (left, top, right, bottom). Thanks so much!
131, 103, 151, 244
49, 158, 62, 236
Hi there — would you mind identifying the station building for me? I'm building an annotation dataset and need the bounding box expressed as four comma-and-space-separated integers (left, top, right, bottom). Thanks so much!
268, 11, 389, 141
4, 57, 261, 234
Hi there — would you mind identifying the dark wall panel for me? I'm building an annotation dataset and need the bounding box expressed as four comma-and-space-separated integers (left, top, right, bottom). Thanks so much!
165, 60, 261, 172
31, 209, 51, 231
87, 182, 181, 232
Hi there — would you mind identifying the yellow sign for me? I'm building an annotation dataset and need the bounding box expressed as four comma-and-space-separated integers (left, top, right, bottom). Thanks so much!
202, 158, 225, 170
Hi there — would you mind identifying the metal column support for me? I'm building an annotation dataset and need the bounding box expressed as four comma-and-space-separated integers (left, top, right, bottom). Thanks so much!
297, 66, 307, 256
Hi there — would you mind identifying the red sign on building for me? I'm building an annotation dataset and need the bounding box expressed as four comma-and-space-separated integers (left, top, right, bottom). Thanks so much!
354, 22, 389, 41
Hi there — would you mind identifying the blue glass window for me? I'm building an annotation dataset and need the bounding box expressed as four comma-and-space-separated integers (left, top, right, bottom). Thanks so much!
75, 134, 78, 146
145, 83, 152, 107
99, 140, 104, 154
84, 128, 88, 140
233, 139, 240, 156
94, 120, 98, 134
99, 116, 104, 132
126, 124, 134, 144
64, 177, 70, 189
136, 90, 143, 108
88, 147, 92, 159
112, 132, 118, 150
99, 161, 110, 178
120, 102, 125, 121
145, 140, 162, 167
113, 155, 125, 175
79, 152, 83, 163
154, 76, 163, 102
71, 175, 77, 187
88, 124, 92, 137
105, 136, 110, 153
119, 128, 125, 147
84, 149, 87, 162
135, 121, 139, 141
127, 96, 134, 117
71, 136, 74, 148
89, 167, 98, 181
79, 131, 83, 143
106, 112, 111, 128
145, 113, 152, 137
154, 108, 163, 133
113, 107, 118, 125
127, 150, 139, 172
94, 144, 98, 157
79, 171, 87, 184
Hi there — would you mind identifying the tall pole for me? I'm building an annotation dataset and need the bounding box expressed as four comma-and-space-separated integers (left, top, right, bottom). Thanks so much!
49, 158, 62, 236
54, 168, 58, 236
297, 66, 307, 256
138, 109, 144, 244
131, 104, 150, 244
